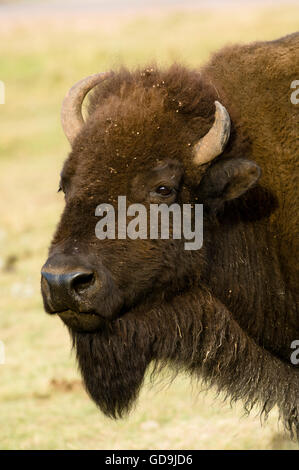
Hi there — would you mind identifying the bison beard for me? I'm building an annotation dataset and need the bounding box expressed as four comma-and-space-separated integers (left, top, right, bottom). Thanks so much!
71, 288, 299, 439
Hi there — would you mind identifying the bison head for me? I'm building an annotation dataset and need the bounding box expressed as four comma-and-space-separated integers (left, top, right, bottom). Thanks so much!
41, 66, 261, 417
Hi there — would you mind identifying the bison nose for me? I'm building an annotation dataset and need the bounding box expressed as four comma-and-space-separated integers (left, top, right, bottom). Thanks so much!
41, 261, 96, 313
41, 270, 94, 294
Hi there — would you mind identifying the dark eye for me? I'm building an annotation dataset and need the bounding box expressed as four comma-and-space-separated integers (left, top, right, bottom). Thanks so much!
156, 185, 173, 196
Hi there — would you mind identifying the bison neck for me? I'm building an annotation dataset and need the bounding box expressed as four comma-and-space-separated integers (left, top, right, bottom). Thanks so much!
201, 197, 298, 364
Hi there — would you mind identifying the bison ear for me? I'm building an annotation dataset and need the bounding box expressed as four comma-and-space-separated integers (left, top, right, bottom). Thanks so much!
198, 158, 261, 210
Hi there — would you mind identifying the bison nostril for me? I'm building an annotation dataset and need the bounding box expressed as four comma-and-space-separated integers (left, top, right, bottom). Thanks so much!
71, 272, 95, 294
41, 260, 98, 313
41, 268, 95, 297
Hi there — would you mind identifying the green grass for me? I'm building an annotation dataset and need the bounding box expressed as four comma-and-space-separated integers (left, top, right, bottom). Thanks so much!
0, 3, 298, 450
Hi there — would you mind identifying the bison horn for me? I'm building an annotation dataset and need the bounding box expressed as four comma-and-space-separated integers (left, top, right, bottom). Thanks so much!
61, 72, 112, 145
193, 101, 231, 165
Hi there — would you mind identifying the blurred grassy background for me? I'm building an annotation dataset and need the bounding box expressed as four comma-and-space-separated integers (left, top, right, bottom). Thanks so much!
0, 0, 298, 450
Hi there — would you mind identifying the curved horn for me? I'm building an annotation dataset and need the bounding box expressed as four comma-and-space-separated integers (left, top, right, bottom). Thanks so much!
61, 72, 112, 145
193, 101, 231, 165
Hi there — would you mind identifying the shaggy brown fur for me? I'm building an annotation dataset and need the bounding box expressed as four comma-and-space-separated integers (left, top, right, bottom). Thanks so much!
43, 33, 299, 439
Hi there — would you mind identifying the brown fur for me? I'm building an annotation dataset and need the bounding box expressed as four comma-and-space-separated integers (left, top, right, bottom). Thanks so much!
44, 33, 299, 439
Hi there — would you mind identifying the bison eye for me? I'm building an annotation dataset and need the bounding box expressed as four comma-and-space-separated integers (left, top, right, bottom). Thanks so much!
155, 185, 173, 196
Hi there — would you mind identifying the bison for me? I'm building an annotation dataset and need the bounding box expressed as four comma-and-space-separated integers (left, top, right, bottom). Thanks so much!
41, 32, 299, 440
